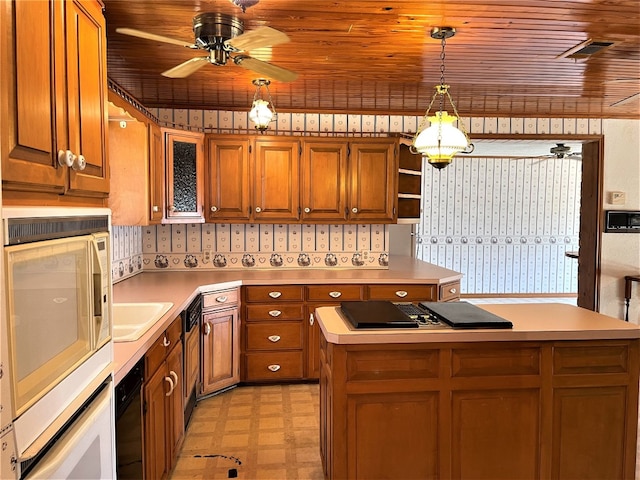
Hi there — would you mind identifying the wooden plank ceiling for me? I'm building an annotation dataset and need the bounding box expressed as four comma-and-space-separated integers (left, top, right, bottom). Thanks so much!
103, 0, 640, 119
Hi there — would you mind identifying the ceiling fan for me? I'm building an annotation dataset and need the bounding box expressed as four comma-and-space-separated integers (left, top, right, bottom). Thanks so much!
531, 143, 582, 164
116, 12, 298, 82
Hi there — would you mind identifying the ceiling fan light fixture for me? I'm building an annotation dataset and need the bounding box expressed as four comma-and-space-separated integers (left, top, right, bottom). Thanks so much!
411, 26, 473, 169
249, 79, 276, 133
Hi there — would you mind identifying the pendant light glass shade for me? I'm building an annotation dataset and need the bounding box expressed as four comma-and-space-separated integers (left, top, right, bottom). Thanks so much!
249, 79, 276, 133
249, 99, 273, 131
413, 111, 469, 168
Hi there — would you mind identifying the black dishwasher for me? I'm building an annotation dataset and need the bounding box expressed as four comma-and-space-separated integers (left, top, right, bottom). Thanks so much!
115, 358, 144, 479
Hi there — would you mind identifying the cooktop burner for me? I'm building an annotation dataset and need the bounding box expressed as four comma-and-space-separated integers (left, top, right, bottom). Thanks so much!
393, 303, 448, 329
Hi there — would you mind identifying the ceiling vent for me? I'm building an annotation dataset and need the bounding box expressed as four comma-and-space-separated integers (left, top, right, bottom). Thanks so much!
557, 39, 615, 60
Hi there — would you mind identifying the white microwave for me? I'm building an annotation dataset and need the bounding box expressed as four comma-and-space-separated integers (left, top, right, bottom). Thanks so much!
3, 209, 112, 417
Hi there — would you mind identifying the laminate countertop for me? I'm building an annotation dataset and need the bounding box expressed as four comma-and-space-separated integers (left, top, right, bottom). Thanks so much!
315, 303, 640, 345
111, 255, 461, 383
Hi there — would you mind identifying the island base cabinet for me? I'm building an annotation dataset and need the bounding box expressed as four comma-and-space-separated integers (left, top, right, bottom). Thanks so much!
320, 338, 640, 480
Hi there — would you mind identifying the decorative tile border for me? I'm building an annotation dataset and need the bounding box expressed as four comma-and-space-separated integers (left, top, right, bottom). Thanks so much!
141, 223, 389, 271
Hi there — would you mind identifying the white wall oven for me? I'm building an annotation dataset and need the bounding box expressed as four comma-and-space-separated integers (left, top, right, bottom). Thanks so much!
0, 207, 115, 479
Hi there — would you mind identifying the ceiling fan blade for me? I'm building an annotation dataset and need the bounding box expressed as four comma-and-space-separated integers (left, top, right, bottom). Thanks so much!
116, 27, 196, 49
225, 26, 290, 52
162, 57, 209, 78
234, 55, 298, 82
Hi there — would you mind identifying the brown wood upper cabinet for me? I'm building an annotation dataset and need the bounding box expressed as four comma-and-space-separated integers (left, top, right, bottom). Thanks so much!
165, 129, 205, 223
1, 0, 109, 205
253, 137, 301, 222
205, 135, 398, 224
108, 94, 165, 225
302, 137, 398, 223
205, 136, 251, 222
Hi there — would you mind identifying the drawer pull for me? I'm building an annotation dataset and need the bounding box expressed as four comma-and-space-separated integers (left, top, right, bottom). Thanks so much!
164, 376, 174, 396
395, 290, 408, 298
216, 295, 228, 303
449, 288, 457, 294
267, 364, 281, 372
204, 322, 211, 336
269, 310, 282, 317
328, 291, 342, 298
163, 336, 170, 347
268, 335, 281, 343
268, 291, 282, 299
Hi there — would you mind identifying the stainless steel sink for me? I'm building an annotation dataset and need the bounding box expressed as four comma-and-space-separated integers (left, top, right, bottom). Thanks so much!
112, 302, 173, 342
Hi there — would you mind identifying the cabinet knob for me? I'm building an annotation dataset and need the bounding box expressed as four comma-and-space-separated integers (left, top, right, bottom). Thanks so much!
152, 205, 159, 212
268, 291, 282, 299
269, 310, 282, 317
395, 290, 408, 298
309, 313, 314, 326
255, 206, 262, 213
304, 207, 311, 213
72, 154, 86, 171
211, 206, 218, 212
57, 149, 74, 167
216, 296, 227, 303
268, 335, 281, 343
352, 207, 358, 213
328, 291, 342, 298
267, 364, 281, 372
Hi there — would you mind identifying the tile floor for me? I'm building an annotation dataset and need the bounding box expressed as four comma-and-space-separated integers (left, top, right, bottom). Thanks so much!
171, 384, 323, 480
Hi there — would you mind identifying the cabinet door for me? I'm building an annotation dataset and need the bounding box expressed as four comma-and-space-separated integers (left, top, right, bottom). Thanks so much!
165, 129, 205, 222
201, 308, 240, 395
1, 0, 65, 194
149, 124, 165, 223
143, 366, 170, 480
64, 0, 109, 196
166, 343, 184, 466
253, 137, 300, 222
206, 136, 251, 222
301, 140, 348, 222
348, 139, 397, 222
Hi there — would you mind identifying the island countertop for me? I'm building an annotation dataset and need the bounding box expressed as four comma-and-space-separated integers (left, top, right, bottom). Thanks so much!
315, 303, 640, 344
111, 255, 461, 383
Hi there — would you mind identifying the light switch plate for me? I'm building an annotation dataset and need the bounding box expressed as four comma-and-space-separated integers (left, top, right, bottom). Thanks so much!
610, 191, 626, 205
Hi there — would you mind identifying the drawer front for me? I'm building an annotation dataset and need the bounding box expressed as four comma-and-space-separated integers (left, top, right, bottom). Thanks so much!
439, 281, 461, 302
203, 288, 239, 309
145, 317, 181, 377
244, 285, 304, 303
245, 351, 304, 381
245, 304, 304, 321
166, 316, 182, 346
553, 343, 630, 375
307, 284, 364, 301
367, 284, 436, 302
245, 322, 303, 351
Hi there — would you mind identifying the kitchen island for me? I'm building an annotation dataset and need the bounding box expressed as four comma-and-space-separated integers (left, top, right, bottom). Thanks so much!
315, 303, 640, 480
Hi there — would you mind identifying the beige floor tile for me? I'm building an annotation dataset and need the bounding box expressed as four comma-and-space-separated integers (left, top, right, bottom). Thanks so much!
259, 416, 285, 429
260, 403, 284, 415
256, 448, 286, 465
220, 433, 251, 448
223, 418, 252, 432
258, 431, 286, 445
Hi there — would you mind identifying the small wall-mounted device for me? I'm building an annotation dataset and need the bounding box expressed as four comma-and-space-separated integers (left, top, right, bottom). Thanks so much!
605, 210, 640, 233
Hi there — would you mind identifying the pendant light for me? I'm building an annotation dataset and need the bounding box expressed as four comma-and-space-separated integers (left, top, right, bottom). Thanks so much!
412, 27, 473, 169
249, 79, 276, 133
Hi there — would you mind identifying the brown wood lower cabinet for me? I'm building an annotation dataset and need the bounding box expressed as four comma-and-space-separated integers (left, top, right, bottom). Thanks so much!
200, 289, 240, 396
143, 317, 184, 480
320, 338, 640, 479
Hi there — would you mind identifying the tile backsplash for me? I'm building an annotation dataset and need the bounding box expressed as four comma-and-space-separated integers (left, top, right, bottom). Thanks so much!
111, 223, 389, 282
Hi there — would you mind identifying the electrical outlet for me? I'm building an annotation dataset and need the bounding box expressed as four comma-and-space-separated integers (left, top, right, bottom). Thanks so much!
610, 191, 626, 205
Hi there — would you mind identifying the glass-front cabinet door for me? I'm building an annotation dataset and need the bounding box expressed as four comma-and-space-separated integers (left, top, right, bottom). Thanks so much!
164, 129, 204, 222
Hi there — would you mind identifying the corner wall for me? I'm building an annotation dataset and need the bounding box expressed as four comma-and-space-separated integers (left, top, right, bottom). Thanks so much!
599, 120, 640, 322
